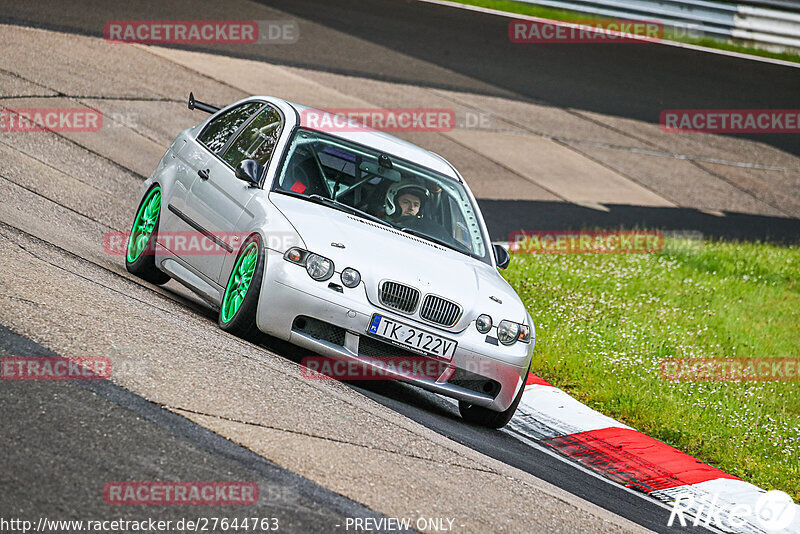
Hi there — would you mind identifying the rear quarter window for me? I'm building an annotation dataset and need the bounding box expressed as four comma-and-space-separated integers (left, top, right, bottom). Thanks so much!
221, 105, 283, 168
197, 102, 263, 154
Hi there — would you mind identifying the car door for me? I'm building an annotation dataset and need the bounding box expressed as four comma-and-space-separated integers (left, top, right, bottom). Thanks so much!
186, 103, 284, 284
160, 135, 210, 237
167, 101, 263, 280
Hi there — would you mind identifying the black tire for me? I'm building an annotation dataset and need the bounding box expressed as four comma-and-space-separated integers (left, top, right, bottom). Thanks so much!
218, 235, 265, 340
459, 364, 531, 429
125, 186, 170, 285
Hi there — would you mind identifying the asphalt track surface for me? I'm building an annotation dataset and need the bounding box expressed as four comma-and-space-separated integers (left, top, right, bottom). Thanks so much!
2, 0, 797, 157
347, 382, 716, 534
0, 325, 395, 533
0, 317, 709, 534
0, 1, 797, 533
254, 0, 800, 157
3, 0, 799, 242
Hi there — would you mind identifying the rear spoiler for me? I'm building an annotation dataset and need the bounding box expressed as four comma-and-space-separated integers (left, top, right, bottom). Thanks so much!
187, 92, 220, 114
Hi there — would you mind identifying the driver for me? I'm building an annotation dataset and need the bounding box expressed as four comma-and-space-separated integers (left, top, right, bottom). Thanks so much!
382, 179, 458, 248
383, 180, 430, 223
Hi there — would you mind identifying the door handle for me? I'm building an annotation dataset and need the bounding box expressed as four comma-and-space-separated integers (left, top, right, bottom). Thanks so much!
198, 168, 210, 180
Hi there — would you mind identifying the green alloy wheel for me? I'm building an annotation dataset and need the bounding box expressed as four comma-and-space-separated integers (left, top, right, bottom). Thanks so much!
219, 236, 264, 339
221, 242, 257, 322
125, 186, 169, 285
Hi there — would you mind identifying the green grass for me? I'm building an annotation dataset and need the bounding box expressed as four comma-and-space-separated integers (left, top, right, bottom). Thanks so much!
502, 238, 800, 500
451, 0, 800, 63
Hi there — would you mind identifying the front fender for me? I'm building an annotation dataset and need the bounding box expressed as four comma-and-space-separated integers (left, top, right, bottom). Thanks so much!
217, 192, 306, 290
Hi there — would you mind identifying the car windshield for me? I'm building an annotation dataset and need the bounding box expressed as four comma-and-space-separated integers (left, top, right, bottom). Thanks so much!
271, 128, 491, 264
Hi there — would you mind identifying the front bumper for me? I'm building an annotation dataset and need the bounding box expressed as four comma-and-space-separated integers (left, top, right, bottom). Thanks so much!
256, 249, 533, 412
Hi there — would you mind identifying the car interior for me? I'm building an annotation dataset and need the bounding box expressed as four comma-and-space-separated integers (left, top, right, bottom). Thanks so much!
274, 139, 481, 254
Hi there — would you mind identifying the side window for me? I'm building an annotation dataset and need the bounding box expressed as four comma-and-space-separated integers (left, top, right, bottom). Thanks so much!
197, 102, 263, 154
222, 106, 283, 169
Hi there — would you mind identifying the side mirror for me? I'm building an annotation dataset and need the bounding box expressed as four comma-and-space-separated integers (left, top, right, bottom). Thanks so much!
235, 159, 263, 187
493, 243, 510, 270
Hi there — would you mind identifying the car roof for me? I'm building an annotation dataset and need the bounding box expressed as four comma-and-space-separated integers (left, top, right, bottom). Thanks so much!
279, 100, 461, 181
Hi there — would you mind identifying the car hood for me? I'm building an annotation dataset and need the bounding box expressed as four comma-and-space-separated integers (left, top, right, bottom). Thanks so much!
269, 193, 527, 332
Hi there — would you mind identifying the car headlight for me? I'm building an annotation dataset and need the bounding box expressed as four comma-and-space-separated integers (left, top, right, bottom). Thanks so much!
475, 314, 492, 334
340, 268, 361, 288
306, 253, 334, 281
497, 320, 521, 345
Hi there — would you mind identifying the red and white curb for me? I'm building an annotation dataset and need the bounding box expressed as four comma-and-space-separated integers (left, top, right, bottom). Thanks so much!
509, 374, 800, 533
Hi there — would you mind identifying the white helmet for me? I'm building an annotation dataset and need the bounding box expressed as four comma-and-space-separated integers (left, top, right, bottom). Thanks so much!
384, 181, 430, 217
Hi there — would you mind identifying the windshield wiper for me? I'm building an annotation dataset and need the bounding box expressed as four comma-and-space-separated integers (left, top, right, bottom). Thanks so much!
307, 194, 392, 227
398, 227, 475, 259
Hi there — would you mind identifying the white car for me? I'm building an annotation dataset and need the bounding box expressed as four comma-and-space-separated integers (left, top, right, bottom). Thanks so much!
126, 93, 535, 428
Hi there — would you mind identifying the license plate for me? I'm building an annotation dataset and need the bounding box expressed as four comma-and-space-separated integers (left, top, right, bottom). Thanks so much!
367, 314, 457, 359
